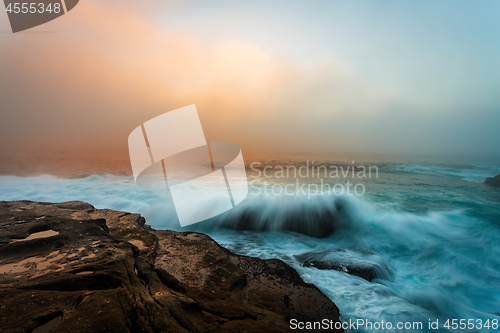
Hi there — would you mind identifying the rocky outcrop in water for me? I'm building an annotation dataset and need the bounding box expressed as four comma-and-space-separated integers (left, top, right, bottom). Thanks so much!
215, 199, 343, 238
0, 201, 342, 333
296, 249, 393, 282
485, 174, 500, 188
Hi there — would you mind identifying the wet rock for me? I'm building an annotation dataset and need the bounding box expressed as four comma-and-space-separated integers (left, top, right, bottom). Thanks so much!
485, 174, 500, 187
296, 249, 392, 282
214, 198, 343, 238
0, 201, 342, 332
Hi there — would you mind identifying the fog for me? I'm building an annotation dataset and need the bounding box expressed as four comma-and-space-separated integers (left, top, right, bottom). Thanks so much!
1, 0, 499, 168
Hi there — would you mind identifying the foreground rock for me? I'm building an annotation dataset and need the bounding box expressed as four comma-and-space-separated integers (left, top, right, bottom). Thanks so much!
0, 201, 342, 333
485, 174, 500, 187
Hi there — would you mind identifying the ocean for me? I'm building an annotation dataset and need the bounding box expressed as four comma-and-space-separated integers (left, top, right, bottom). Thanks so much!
1, 158, 500, 332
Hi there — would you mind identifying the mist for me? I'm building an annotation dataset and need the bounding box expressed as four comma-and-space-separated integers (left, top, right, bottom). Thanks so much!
1, 0, 499, 170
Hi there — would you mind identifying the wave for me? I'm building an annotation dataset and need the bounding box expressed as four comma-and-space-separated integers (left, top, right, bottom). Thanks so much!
204, 194, 342, 238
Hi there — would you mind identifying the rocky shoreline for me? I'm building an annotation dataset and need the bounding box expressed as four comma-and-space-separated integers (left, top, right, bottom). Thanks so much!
0, 201, 342, 333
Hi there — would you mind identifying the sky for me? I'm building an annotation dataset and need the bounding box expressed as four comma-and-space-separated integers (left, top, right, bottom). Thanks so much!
1, 0, 499, 166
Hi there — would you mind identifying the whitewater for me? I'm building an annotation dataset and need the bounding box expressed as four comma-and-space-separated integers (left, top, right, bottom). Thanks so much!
1, 162, 500, 332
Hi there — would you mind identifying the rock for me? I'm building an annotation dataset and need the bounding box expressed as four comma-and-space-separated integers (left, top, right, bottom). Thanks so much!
0, 201, 342, 332
485, 174, 500, 187
215, 199, 342, 239
296, 249, 393, 282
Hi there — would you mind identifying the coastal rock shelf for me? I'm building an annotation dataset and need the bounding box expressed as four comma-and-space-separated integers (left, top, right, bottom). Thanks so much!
0, 201, 342, 333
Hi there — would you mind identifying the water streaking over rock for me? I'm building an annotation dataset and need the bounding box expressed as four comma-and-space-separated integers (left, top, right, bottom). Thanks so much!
210, 195, 342, 238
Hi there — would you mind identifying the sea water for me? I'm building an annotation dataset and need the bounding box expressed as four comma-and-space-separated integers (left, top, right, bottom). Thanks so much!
1, 160, 500, 332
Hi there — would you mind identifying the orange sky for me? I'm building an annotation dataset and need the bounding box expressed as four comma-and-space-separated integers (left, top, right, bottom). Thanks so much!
0, 1, 362, 160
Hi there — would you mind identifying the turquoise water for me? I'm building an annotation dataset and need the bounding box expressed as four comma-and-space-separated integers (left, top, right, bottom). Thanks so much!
1, 162, 500, 332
